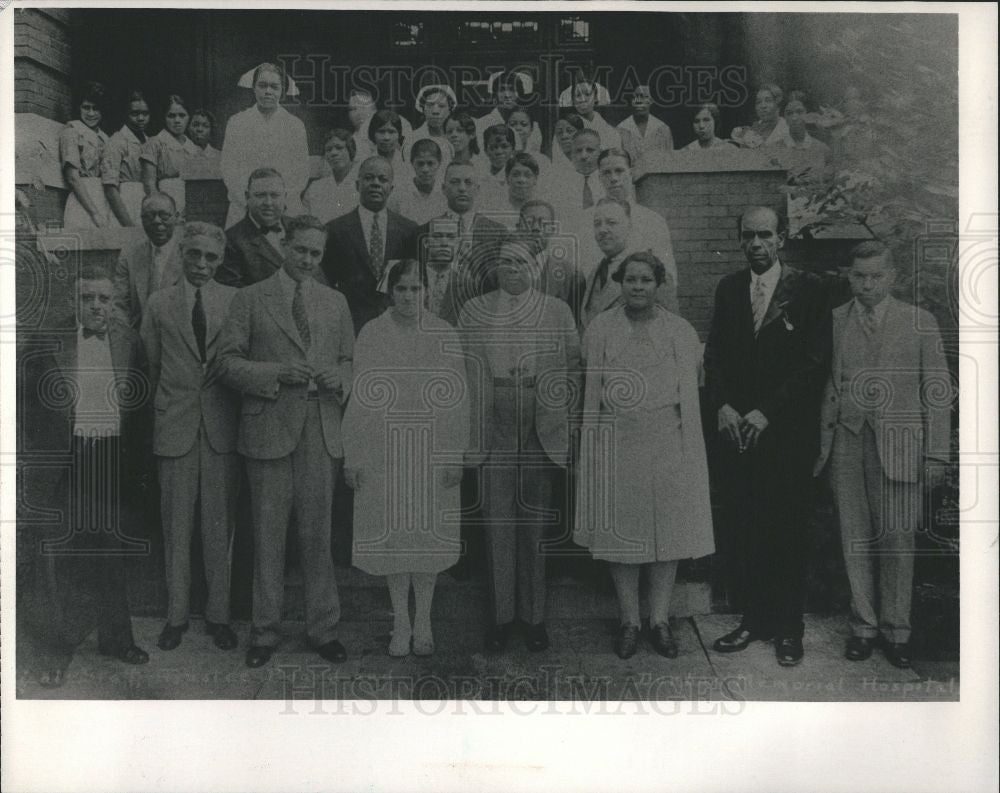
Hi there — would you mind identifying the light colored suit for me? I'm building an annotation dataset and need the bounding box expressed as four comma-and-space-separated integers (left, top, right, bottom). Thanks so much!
113, 234, 184, 329
216, 271, 354, 647
814, 297, 952, 643
459, 289, 581, 625
141, 280, 240, 626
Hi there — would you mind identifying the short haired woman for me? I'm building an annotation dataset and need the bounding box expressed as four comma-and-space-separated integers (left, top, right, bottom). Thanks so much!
302, 128, 360, 224
60, 81, 112, 228
140, 93, 201, 213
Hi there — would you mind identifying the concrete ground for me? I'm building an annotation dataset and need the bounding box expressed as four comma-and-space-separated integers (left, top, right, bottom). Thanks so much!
15, 611, 958, 702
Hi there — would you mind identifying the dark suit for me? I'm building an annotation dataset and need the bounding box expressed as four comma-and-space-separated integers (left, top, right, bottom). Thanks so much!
416, 212, 507, 321
321, 207, 418, 333
17, 321, 149, 669
703, 264, 831, 640
217, 215, 291, 289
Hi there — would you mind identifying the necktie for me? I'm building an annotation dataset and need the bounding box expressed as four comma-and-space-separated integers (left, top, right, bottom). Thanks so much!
457, 213, 467, 238
582, 176, 594, 209
292, 281, 311, 350
751, 277, 768, 334
369, 212, 384, 277
860, 304, 878, 338
82, 327, 106, 340
595, 255, 614, 290
192, 287, 207, 364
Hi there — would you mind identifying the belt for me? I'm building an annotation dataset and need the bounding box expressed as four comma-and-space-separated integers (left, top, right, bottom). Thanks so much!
493, 376, 536, 388
304, 387, 321, 401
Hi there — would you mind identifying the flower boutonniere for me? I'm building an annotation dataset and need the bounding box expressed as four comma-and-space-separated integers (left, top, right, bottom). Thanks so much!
781, 309, 795, 332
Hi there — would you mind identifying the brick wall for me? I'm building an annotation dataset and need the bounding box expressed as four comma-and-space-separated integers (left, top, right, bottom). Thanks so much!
14, 9, 74, 121
636, 166, 788, 338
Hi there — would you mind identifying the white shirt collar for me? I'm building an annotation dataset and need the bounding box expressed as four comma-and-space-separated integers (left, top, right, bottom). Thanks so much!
151, 233, 178, 259
358, 203, 387, 227
751, 261, 782, 291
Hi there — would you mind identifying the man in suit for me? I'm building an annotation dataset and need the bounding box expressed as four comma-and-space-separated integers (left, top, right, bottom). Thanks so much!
216, 167, 292, 289
517, 199, 587, 326
580, 198, 675, 329
322, 156, 418, 333
703, 206, 831, 666
459, 233, 581, 654
140, 222, 241, 652
217, 214, 354, 668
113, 191, 184, 328
550, 129, 605, 225
417, 161, 506, 316
814, 241, 952, 668
19, 264, 150, 687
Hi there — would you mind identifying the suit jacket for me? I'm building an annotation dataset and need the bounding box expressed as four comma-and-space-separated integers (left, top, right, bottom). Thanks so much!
458, 289, 582, 467
813, 296, 952, 482
140, 281, 240, 457
216, 214, 296, 289
579, 249, 678, 329
539, 248, 588, 327
113, 235, 184, 329
216, 272, 354, 460
322, 207, 418, 333
703, 264, 831, 462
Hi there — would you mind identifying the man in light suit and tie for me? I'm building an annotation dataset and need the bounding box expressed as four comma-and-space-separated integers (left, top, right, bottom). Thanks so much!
215, 167, 293, 289
321, 156, 418, 333
580, 198, 675, 329
217, 214, 354, 668
814, 241, 952, 668
113, 191, 184, 328
459, 232, 581, 654
140, 222, 241, 652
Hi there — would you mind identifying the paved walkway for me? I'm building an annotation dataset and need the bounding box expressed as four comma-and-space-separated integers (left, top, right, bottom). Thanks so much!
16, 613, 958, 702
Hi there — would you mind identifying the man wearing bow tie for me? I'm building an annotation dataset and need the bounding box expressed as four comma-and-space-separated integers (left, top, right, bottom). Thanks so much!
703, 206, 831, 667
322, 156, 418, 333
140, 222, 240, 652
19, 264, 151, 687
217, 214, 354, 668
216, 167, 299, 289
113, 191, 184, 328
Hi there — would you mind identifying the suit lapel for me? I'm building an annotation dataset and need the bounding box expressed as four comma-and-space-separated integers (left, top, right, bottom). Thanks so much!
53, 332, 79, 397
169, 284, 200, 360
759, 265, 794, 332
831, 302, 850, 384
347, 209, 374, 274
136, 242, 154, 306
261, 274, 307, 352
205, 286, 233, 348
874, 296, 904, 368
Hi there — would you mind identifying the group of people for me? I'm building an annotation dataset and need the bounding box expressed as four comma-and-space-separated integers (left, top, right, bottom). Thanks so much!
22, 63, 949, 688
57, 65, 830, 235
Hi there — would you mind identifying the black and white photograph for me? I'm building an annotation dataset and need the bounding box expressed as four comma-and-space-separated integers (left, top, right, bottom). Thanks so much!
2, 2, 997, 791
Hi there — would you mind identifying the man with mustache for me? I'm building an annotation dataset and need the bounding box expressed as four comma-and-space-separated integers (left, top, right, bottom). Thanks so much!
321, 156, 418, 333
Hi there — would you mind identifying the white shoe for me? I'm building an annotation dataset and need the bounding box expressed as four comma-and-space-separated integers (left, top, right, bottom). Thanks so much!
412, 625, 435, 657
388, 627, 411, 657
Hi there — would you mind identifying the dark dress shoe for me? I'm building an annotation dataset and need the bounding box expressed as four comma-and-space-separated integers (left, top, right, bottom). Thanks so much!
316, 639, 347, 664
245, 645, 275, 668
157, 622, 189, 651
99, 644, 150, 665
882, 641, 912, 669
713, 626, 771, 653
206, 621, 238, 650
650, 622, 678, 659
775, 636, 804, 666
614, 624, 641, 660
485, 622, 514, 653
524, 623, 550, 652
845, 636, 875, 661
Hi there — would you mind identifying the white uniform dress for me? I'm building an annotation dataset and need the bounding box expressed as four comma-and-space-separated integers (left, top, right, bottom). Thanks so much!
221, 104, 309, 227
302, 162, 360, 224
342, 311, 470, 575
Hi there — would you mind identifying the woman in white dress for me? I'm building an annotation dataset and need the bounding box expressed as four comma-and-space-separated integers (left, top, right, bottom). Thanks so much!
101, 89, 150, 227
59, 81, 112, 229
564, 79, 622, 150
575, 252, 715, 660
445, 111, 488, 172
343, 259, 470, 657
302, 128, 360, 224
550, 112, 586, 175
730, 84, 790, 149
220, 62, 309, 227
140, 94, 201, 213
